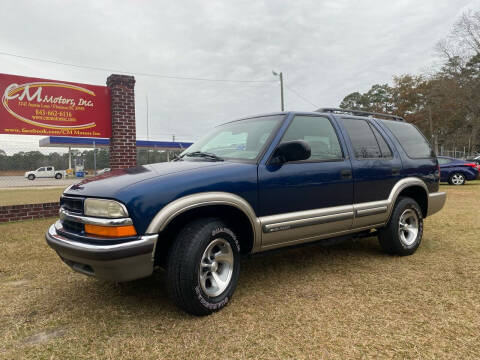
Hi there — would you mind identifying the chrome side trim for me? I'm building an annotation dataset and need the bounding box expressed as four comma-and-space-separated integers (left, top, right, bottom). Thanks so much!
352, 200, 390, 227
145, 192, 262, 251
263, 211, 354, 233
356, 206, 387, 217
427, 192, 446, 217
259, 205, 354, 247
355, 206, 388, 217
59, 207, 133, 226
260, 224, 385, 250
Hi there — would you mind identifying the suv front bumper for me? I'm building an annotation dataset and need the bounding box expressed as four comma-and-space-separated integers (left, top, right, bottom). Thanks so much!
46, 223, 158, 282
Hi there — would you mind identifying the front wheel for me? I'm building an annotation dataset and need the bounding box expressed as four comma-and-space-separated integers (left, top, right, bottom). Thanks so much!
167, 218, 241, 316
449, 172, 465, 185
27, 174, 35, 180
378, 197, 423, 256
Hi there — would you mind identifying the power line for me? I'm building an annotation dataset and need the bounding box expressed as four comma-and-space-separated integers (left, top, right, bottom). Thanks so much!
285, 85, 319, 108
0, 50, 276, 84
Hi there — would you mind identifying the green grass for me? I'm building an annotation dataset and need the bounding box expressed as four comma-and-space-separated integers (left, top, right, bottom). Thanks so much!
0, 188, 64, 206
0, 182, 479, 359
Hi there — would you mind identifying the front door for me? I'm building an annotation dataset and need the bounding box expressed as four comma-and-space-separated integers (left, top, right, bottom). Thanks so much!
258, 114, 354, 247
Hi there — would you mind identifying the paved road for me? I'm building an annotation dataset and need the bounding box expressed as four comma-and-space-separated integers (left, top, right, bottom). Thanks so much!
0, 176, 82, 189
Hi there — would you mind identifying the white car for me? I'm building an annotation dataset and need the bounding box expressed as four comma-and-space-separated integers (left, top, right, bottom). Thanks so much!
25, 166, 66, 180
97, 168, 111, 175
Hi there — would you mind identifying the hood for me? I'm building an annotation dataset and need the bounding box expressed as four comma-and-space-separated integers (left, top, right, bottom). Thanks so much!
63, 161, 225, 198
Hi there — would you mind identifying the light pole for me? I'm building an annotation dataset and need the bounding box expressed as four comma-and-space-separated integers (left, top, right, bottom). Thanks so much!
272, 71, 284, 111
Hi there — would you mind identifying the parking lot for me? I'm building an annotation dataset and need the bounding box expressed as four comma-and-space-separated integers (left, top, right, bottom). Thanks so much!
1, 182, 479, 359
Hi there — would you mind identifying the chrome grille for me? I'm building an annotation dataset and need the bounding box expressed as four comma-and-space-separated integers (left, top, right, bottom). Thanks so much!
60, 196, 84, 214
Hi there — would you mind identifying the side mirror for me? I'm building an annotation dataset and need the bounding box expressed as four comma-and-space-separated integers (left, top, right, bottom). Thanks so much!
270, 140, 311, 164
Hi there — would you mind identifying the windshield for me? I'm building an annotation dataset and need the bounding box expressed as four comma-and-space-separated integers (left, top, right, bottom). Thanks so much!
181, 115, 284, 161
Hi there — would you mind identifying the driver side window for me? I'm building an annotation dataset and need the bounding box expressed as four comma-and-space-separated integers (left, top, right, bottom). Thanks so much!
281, 116, 343, 161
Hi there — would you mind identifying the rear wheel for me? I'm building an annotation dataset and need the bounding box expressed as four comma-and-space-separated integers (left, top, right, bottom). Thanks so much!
378, 197, 423, 256
449, 172, 465, 185
27, 174, 35, 180
167, 218, 240, 316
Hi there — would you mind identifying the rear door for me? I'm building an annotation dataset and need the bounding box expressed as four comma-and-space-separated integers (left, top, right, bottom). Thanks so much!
258, 114, 354, 247
338, 117, 402, 226
45, 166, 55, 177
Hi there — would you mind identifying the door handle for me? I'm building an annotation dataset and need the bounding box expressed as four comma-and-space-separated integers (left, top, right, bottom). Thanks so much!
340, 169, 352, 179
392, 167, 400, 176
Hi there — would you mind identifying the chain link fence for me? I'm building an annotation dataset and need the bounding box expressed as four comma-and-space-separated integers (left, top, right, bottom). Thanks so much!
437, 147, 479, 160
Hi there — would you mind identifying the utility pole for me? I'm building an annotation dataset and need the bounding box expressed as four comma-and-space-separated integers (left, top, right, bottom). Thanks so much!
272, 71, 285, 111
279, 72, 284, 111
146, 94, 150, 164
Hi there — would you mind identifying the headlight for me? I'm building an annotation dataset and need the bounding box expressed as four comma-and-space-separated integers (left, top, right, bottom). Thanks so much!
84, 198, 128, 218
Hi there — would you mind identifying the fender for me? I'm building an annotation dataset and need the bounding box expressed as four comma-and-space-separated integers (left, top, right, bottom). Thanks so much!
145, 192, 262, 251
384, 177, 428, 222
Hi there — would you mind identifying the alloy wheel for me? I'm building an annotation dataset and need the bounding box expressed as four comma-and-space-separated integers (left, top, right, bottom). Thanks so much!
451, 174, 465, 185
398, 209, 419, 246
199, 238, 234, 297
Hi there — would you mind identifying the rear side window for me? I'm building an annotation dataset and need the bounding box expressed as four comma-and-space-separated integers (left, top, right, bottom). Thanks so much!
381, 120, 434, 158
340, 118, 391, 159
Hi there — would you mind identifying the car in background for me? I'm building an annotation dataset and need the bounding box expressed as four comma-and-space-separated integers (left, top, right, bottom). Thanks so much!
438, 156, 479, 185
25, 166, 66, 180
97, 168, 111, 175
465, 156, 480, 169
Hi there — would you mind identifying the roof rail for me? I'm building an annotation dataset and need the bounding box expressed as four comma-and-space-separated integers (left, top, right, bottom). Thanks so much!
316, 108, 405, 122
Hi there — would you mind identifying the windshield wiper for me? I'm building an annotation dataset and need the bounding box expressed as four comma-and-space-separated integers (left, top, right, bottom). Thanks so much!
182, 151, 224, 161
172, 154, 183, 161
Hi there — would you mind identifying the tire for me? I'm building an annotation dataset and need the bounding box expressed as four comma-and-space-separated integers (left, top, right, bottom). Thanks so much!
166, 218, 241, 316
449, 172, 465, 185
378, 197, 423, 256
55, 173, 62, 179
27, 174, 35, 180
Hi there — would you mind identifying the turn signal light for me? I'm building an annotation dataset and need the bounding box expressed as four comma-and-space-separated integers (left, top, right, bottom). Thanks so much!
84, 224, 137, 238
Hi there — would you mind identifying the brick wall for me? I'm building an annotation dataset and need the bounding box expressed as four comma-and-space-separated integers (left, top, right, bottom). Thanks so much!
106, 74, 137, 169
0, 202, 60, 223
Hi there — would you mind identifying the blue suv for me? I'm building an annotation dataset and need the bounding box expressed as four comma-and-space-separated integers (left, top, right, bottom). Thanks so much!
46, 108, 446, 315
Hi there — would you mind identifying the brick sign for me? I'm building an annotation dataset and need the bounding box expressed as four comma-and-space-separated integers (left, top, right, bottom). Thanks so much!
0, 73, 111, 137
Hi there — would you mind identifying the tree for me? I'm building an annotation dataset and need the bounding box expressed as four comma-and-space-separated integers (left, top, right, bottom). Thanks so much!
340, 84, 393, 113
338, 9, 480, 156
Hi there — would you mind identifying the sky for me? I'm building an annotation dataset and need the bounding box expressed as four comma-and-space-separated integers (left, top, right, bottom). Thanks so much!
0, 0, 479, 154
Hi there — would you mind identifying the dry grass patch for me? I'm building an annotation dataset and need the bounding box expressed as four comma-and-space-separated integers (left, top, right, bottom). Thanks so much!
0, 188, 64, 206
1, 182, 479, 359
